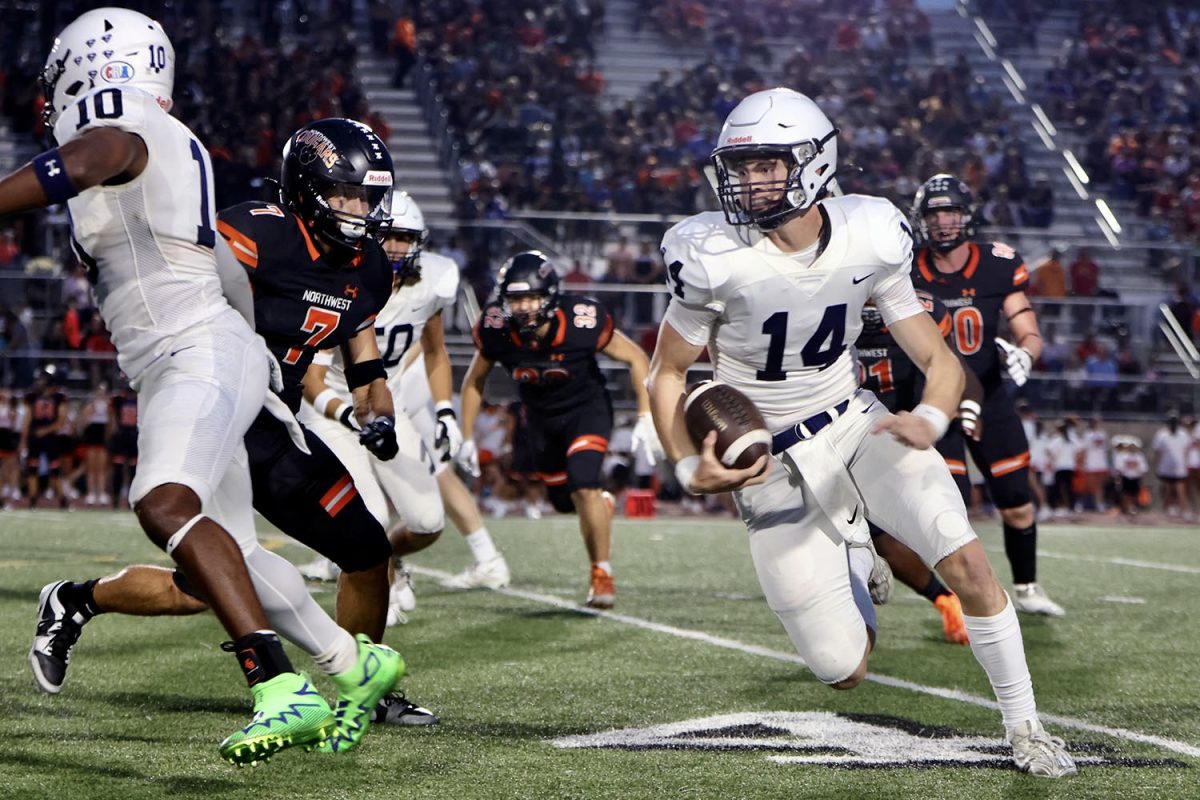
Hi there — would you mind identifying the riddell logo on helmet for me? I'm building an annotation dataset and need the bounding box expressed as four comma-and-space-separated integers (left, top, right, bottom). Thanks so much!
362, 170, 393, 186
100, 61, 134, 83
726, 135, 754, 144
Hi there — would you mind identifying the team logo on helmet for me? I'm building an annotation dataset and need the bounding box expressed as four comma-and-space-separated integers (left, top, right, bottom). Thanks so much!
100, 61, 133, 82
294, 129, 340, 170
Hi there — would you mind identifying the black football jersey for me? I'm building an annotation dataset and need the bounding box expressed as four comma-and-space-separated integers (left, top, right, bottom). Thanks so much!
473, 294, 615, 416
855, 291, 952, 413
911, 241, 1029, 395
217, 202, 393, 411
28, 390, 66, 428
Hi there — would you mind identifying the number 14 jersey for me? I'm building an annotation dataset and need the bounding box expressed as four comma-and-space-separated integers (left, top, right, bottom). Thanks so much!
660, 195, 924, 429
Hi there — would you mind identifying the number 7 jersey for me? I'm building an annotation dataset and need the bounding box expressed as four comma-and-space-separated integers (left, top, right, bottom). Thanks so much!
660, 195, 924, 429
56, 85, 228, 380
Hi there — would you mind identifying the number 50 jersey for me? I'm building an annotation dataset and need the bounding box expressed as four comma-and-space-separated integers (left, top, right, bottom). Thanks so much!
56, 85, 229, 381
660, 195, 925, 430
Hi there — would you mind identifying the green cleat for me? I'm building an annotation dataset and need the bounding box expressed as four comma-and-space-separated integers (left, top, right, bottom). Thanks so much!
315, 634, 406, 754
219, 672, 335, 766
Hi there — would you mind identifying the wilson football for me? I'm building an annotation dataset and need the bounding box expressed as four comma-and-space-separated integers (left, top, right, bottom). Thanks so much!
684, 381, 771, 472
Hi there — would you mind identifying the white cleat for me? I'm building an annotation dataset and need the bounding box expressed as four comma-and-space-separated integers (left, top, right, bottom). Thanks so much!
1012, 583, 1065, 617
1007, 719, 1077, 778
299, 556, 341, 582
440, 555, 511, 590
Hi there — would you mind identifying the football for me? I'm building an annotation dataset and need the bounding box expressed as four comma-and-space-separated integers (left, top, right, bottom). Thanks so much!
684, 381, 772, 472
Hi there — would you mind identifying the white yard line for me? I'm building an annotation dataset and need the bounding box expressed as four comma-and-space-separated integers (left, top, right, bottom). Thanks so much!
412, 564, 1200, 760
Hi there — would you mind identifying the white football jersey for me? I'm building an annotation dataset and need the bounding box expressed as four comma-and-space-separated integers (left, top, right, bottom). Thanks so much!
316, 251, 459, 404
661, 195, 923, 428
57, 86, 229, 380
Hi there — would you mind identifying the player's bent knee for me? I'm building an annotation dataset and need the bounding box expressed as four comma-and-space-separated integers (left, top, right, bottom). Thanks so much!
334, 536, 393, 574
999, 503, 1034, 527
811, 649, 868, 688
133, 483, 203, 549
548, 484, 576, 514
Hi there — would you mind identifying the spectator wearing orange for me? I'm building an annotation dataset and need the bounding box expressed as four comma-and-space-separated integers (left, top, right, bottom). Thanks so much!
1029, 247, 1067, 299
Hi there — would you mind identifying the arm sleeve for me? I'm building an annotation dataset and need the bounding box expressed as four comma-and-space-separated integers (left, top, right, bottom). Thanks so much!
874, 275, 925, 328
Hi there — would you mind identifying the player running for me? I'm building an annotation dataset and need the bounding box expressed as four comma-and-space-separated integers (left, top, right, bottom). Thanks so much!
459, 251, 663, 608
647, 87, 1076, 777
24, 113, 411, 758
910, 174, 1064, 617
5, 8, 395, 764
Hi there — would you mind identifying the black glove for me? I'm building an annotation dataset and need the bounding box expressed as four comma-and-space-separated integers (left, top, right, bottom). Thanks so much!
359, 416, 399, 460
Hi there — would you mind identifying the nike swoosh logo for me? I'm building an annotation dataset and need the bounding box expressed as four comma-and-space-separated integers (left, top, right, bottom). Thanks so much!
847, 506, 859, 525
852, 273, 874, 284
862, 401, 878, 414
170, 346, 196, 357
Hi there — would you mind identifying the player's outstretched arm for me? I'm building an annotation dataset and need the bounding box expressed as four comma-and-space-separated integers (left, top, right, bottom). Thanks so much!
648, 321, 767, 493
880, 311, 964, 449
455, 351, 494, 478
601, 329, 652, 414
0, 128, 147, 216
345, 326, 395, 424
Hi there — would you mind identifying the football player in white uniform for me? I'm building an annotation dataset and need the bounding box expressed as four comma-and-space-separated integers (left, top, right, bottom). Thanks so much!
299, 195, 508, 638
0, 7, 380, 764
646, 88, 1076, 778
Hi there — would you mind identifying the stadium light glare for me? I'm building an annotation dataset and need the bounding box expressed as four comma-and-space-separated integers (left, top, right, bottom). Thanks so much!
974, 18, 997, 48
1095, 198, 1122, 234
1063, 150, 1090, 185
1001, 60, 1026, 92
1031, 104, 1057, 138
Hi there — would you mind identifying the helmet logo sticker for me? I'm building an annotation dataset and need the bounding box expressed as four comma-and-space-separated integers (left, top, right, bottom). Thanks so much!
101, 62, 134, 83
294, 129, 339, 170
726, 135, 753, 144
362, 170, 393, 186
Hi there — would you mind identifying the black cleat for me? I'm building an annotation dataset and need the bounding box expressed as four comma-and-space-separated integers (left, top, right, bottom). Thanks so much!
29, 581, 88, 694
371, 691, 440, 726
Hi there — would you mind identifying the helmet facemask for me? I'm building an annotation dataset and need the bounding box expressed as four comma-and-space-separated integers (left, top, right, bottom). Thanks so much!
502, 290, 554, 335
380, 225, 427, 283
918, 205, 973, 253
707, 132, 836, 230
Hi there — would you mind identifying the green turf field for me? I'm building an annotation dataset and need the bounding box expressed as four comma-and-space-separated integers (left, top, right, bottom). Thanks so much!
2, 509, 1196, 799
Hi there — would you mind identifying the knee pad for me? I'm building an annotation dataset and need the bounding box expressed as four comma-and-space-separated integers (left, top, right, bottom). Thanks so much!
548, 483, 576, 514
164, 513, 206, 556
772, 604, 870, 686
566, 449, 605, 492
988, 468, 1032, 509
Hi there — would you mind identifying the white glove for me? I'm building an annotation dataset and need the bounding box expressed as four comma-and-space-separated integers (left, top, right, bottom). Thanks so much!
995, 336, 1033, 386
267, 350, 284, 393
630, 412, 665, 466
456, 439, 481, 478
434, 402, 464, 462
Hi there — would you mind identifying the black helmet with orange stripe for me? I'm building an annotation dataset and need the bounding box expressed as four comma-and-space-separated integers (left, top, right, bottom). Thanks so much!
497, 251, 560, 334
280, 118, 394, 252
912, 174, 976, 253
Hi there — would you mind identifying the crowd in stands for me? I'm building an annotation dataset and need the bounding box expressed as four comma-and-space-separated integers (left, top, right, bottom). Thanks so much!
1035, 2, 1200, 245
405, 0, 1047, 237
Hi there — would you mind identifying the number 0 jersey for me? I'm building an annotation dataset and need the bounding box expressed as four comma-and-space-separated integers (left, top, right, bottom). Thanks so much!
911, 241, 1029, 396
473, 294, 615, 416
57, 86, 231, 380
217, 201, 393, 411
313, 251, 460, 407
660, 195, 925, 429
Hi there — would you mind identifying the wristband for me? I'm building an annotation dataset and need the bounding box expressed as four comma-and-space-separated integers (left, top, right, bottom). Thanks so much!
674, 455, 701, 496
435, 400, 455, 418
912, 403, 950, 439
958, 399, 982, 418
345, 358, 386, 389
32, 148, 80, 204
312, 388, 339, 418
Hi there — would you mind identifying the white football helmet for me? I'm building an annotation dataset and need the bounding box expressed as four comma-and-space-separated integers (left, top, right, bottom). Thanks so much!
380, 191, 428, 279
41, 7, 175, 129
705, 88, 839, 229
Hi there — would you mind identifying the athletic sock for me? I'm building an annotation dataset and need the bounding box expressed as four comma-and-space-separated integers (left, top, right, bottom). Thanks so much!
464, 528, 498, 563
59, 579, 103, 619
920, 574, 951, 604
1003, 521, 1038, 585
962, 595, 1038, 732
